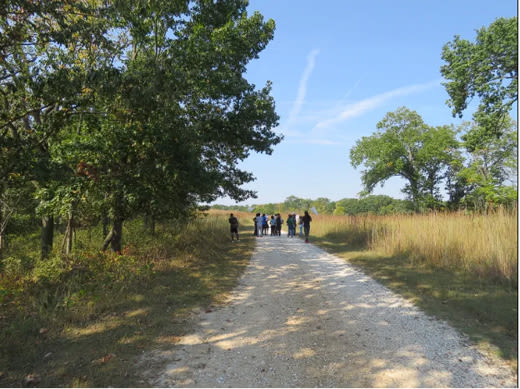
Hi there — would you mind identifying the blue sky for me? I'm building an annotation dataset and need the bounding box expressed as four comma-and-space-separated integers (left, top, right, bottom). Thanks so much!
214, 0, 517, 206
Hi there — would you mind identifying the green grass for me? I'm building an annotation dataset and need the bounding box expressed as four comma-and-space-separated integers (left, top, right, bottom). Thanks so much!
310, 232, 518, 371
0, 213, 255, 387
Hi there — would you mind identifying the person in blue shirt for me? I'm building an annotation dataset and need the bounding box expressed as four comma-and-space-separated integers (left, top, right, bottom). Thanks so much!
270, 215, 277, 236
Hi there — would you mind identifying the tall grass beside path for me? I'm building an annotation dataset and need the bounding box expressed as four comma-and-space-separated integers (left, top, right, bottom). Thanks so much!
312, 210, 517, 284
309, 210, 517, 370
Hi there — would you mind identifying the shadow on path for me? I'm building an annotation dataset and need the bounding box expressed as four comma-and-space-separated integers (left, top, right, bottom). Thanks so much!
144, 233, 516, 387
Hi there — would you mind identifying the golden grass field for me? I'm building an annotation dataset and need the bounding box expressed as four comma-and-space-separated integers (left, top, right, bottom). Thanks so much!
310, 209, 517, 284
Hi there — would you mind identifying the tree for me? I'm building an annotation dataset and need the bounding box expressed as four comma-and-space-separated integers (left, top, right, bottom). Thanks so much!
350, 107, 458, 210
455, 117, 517, 210
441, 17, 517, 143
2, 0, 282, 254
1, 1, 116, 257
311, 197, 335, 214
94, 0, 281, 251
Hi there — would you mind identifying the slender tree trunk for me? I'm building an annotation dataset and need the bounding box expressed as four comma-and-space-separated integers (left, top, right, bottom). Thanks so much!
101, 192, 125, 252
111, 216, 123, 253
102, 228, 113, 251
0, 210, 3, 259
41, 215, 54, 259
62, 213, 73, 255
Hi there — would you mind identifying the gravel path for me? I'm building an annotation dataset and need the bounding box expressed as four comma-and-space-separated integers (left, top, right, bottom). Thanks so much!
143, 233, 517, 387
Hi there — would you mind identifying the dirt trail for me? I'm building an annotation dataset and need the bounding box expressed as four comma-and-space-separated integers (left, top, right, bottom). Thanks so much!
141, 234, 517, 387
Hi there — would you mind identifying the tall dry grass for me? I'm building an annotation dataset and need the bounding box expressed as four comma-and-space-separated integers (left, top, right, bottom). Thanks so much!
311, 209, 517, 284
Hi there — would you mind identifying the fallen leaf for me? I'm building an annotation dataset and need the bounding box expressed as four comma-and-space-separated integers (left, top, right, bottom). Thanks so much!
92, 353, 116, 365
39, 328, 49, 335
23, 374, 41, 387
101, 353, 116, 363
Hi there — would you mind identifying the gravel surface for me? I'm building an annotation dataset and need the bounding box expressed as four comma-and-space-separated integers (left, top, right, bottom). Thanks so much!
142, 233, 517, 387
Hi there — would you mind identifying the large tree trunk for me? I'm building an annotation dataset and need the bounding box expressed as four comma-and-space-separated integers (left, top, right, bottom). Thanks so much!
111, 216, 123, 253
101, 192, 125, 252
41, 215, 54, 259
101, 214, 124, 253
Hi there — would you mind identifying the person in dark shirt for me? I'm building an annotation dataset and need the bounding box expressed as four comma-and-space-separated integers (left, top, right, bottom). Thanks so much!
229, 213, 239, 241
275, 213, 283, 236
302, 211, 312, 243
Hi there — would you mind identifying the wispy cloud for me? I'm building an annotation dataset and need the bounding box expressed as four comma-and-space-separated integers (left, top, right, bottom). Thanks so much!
287, 138, 341, 145
287, 49, 320, 125
313, 79, 441, 131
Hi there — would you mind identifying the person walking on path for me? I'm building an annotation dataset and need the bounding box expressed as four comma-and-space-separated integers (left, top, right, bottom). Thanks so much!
302, 210, 312, 243
255, 213, 264, 237
270, 215, 276, 236
228, 213, 240, 241
298, 215, 304, 237
286, 214, 296, 237
262, 214, 269, 235
253, 213, 258, 236
275, 213, 283, 236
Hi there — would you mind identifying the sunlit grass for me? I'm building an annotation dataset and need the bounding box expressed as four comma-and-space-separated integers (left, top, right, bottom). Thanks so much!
0, 212, 255, 387
309, 210, 518, 370
311, 209, 517, 284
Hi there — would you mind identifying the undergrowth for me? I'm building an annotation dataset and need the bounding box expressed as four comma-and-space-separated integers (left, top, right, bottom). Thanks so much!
0, 211, 255, 387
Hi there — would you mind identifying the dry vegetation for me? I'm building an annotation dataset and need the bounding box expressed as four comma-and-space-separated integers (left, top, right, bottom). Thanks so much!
311, 209, 517, 285
309, 209, 517, 369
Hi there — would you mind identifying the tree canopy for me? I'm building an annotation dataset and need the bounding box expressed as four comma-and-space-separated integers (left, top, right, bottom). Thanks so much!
440, 16, 517, 141
350, 107, 458, 210
1, 0, 281, 255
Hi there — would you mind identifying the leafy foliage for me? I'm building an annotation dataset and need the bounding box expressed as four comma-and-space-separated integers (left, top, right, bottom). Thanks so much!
1, 0, 281, 253
455, 118, 518, 210
441, 17, 517, 139
212, 194, 414, 216
350, 107, 459, 210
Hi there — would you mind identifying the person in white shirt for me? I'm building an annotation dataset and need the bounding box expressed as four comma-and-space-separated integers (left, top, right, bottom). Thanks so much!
255, 213, 264, 236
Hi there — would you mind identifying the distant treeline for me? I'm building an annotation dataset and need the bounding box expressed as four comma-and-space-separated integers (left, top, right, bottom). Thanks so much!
212, 195, 415, 216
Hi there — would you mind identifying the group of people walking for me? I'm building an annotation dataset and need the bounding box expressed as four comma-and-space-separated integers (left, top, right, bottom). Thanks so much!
228, 211, 313, 243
